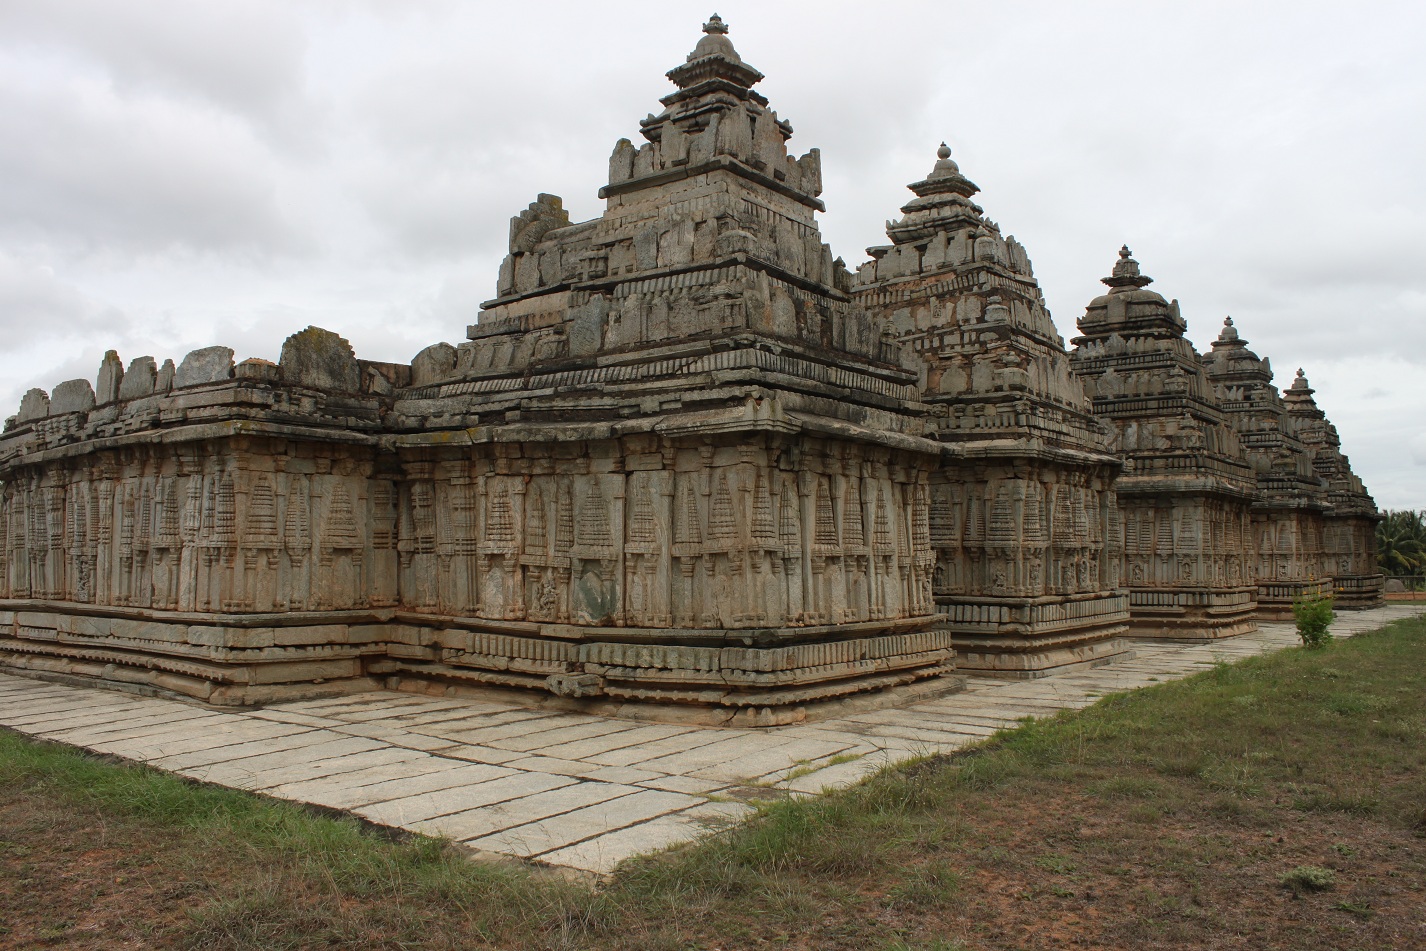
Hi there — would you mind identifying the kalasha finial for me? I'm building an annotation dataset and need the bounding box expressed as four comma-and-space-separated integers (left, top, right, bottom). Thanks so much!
937, 142, 951, 160
1217, 315, 1239, 342
703, 13, 728, 34
1103, 244, 1152, 290
1224, 316, 1233, 327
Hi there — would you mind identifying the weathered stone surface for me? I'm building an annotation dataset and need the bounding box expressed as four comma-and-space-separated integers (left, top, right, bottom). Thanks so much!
410, 343, 456, 386
50, 379, 97, 415
96, 350, 124, 405
16, 388, 49, 422
119, 356, 158, 400
280, 327, 361, 393
174, 346, 234, 387
236, 358, 280, 382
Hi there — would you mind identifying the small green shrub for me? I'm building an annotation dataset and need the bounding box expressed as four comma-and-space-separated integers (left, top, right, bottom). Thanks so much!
1279, 865, 1335, 892
1292, 595, 1334, 649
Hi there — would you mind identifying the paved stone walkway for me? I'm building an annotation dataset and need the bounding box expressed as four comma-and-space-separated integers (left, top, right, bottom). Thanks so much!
2, 604, 1421, 874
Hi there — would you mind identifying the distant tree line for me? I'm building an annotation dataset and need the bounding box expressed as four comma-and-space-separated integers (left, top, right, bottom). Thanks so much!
1377, 509, 1426, 577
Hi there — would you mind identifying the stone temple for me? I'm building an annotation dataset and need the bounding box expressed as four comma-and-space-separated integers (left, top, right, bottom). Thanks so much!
0, 17, 1382, 725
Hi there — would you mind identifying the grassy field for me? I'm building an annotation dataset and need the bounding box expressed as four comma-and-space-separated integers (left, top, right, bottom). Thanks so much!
3, 613, 1425, 950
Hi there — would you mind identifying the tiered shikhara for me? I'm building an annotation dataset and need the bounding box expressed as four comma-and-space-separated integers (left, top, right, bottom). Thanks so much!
0, 18, 1381, 722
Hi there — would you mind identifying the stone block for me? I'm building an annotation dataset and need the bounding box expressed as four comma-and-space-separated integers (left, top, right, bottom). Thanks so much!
16, 388, 49, 421
119, 356, 158, 400
246, 659, 362, 685
175, 346, 234, 387
187, 627, 276, 649
236, 358, 280, 382
547, 673, 606, 698
280, 327, 361, 393
96, 350, 124, 404
50, 379, 96, 414
273, 625, 349, 647
411, 343, 457, 386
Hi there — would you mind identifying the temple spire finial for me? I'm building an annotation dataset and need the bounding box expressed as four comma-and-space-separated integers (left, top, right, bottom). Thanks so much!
937, 141, 951, 160
1216, 315, 1240, 343
670, 12, 761, 88
1102, 244, 1153, 290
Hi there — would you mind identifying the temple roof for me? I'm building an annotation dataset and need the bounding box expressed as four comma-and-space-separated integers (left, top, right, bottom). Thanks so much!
666, 14, 765, 91
1102, 245, 1154, 291
1205, 316, 1273, 384
884, 142, 987, 246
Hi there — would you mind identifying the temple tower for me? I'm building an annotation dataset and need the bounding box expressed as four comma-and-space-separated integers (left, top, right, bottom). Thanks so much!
1070, 249, 1259, 639
391, 15, 956, 719
1201, 318, 1332, 618
1281, 370, 1384, 607
855, 145, 1130, 676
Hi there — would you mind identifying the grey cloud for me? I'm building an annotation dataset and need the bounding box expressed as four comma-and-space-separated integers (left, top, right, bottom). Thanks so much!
0, 64, 298, 255
0, 0, 1421, 508
0, 252, 119, 344
0, 0, 309, 134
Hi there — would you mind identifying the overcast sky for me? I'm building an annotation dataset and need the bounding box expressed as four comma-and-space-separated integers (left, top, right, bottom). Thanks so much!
1, 0, 1422, 508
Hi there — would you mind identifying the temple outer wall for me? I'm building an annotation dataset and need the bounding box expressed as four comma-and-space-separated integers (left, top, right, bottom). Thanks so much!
0, 422, 956, 724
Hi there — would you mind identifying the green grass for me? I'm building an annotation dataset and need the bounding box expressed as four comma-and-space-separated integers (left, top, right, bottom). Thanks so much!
4, 611, 1426, 950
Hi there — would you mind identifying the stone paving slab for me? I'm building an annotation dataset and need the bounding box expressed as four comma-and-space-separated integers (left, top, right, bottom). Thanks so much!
0, 604, 1421, 874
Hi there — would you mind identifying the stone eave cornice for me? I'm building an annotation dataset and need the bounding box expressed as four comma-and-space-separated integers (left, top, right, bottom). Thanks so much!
1120, 448, 1257, 480
885, 207, 985, 245
1249, 497, 1329, 514
856, 261, 1042, 306
1088, 394, 1231, 423
923, 388, 1102, 426
481, 251, 850, 317
598, 154, 824, 211
0, 417, 381, 474
1071, 350, 1205, 372
1112, 472, 1259, 501
934, 437, 1123, 471
665, 54, 765, 92
656, 77, 769, 110
381, 400, 943, 460
406, 330, 916, 412
1072, 317, 1190, 342
392, 362, 925, 436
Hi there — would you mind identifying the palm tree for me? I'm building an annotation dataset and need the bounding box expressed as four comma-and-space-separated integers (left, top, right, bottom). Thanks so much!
1377, 510, 1426, 577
